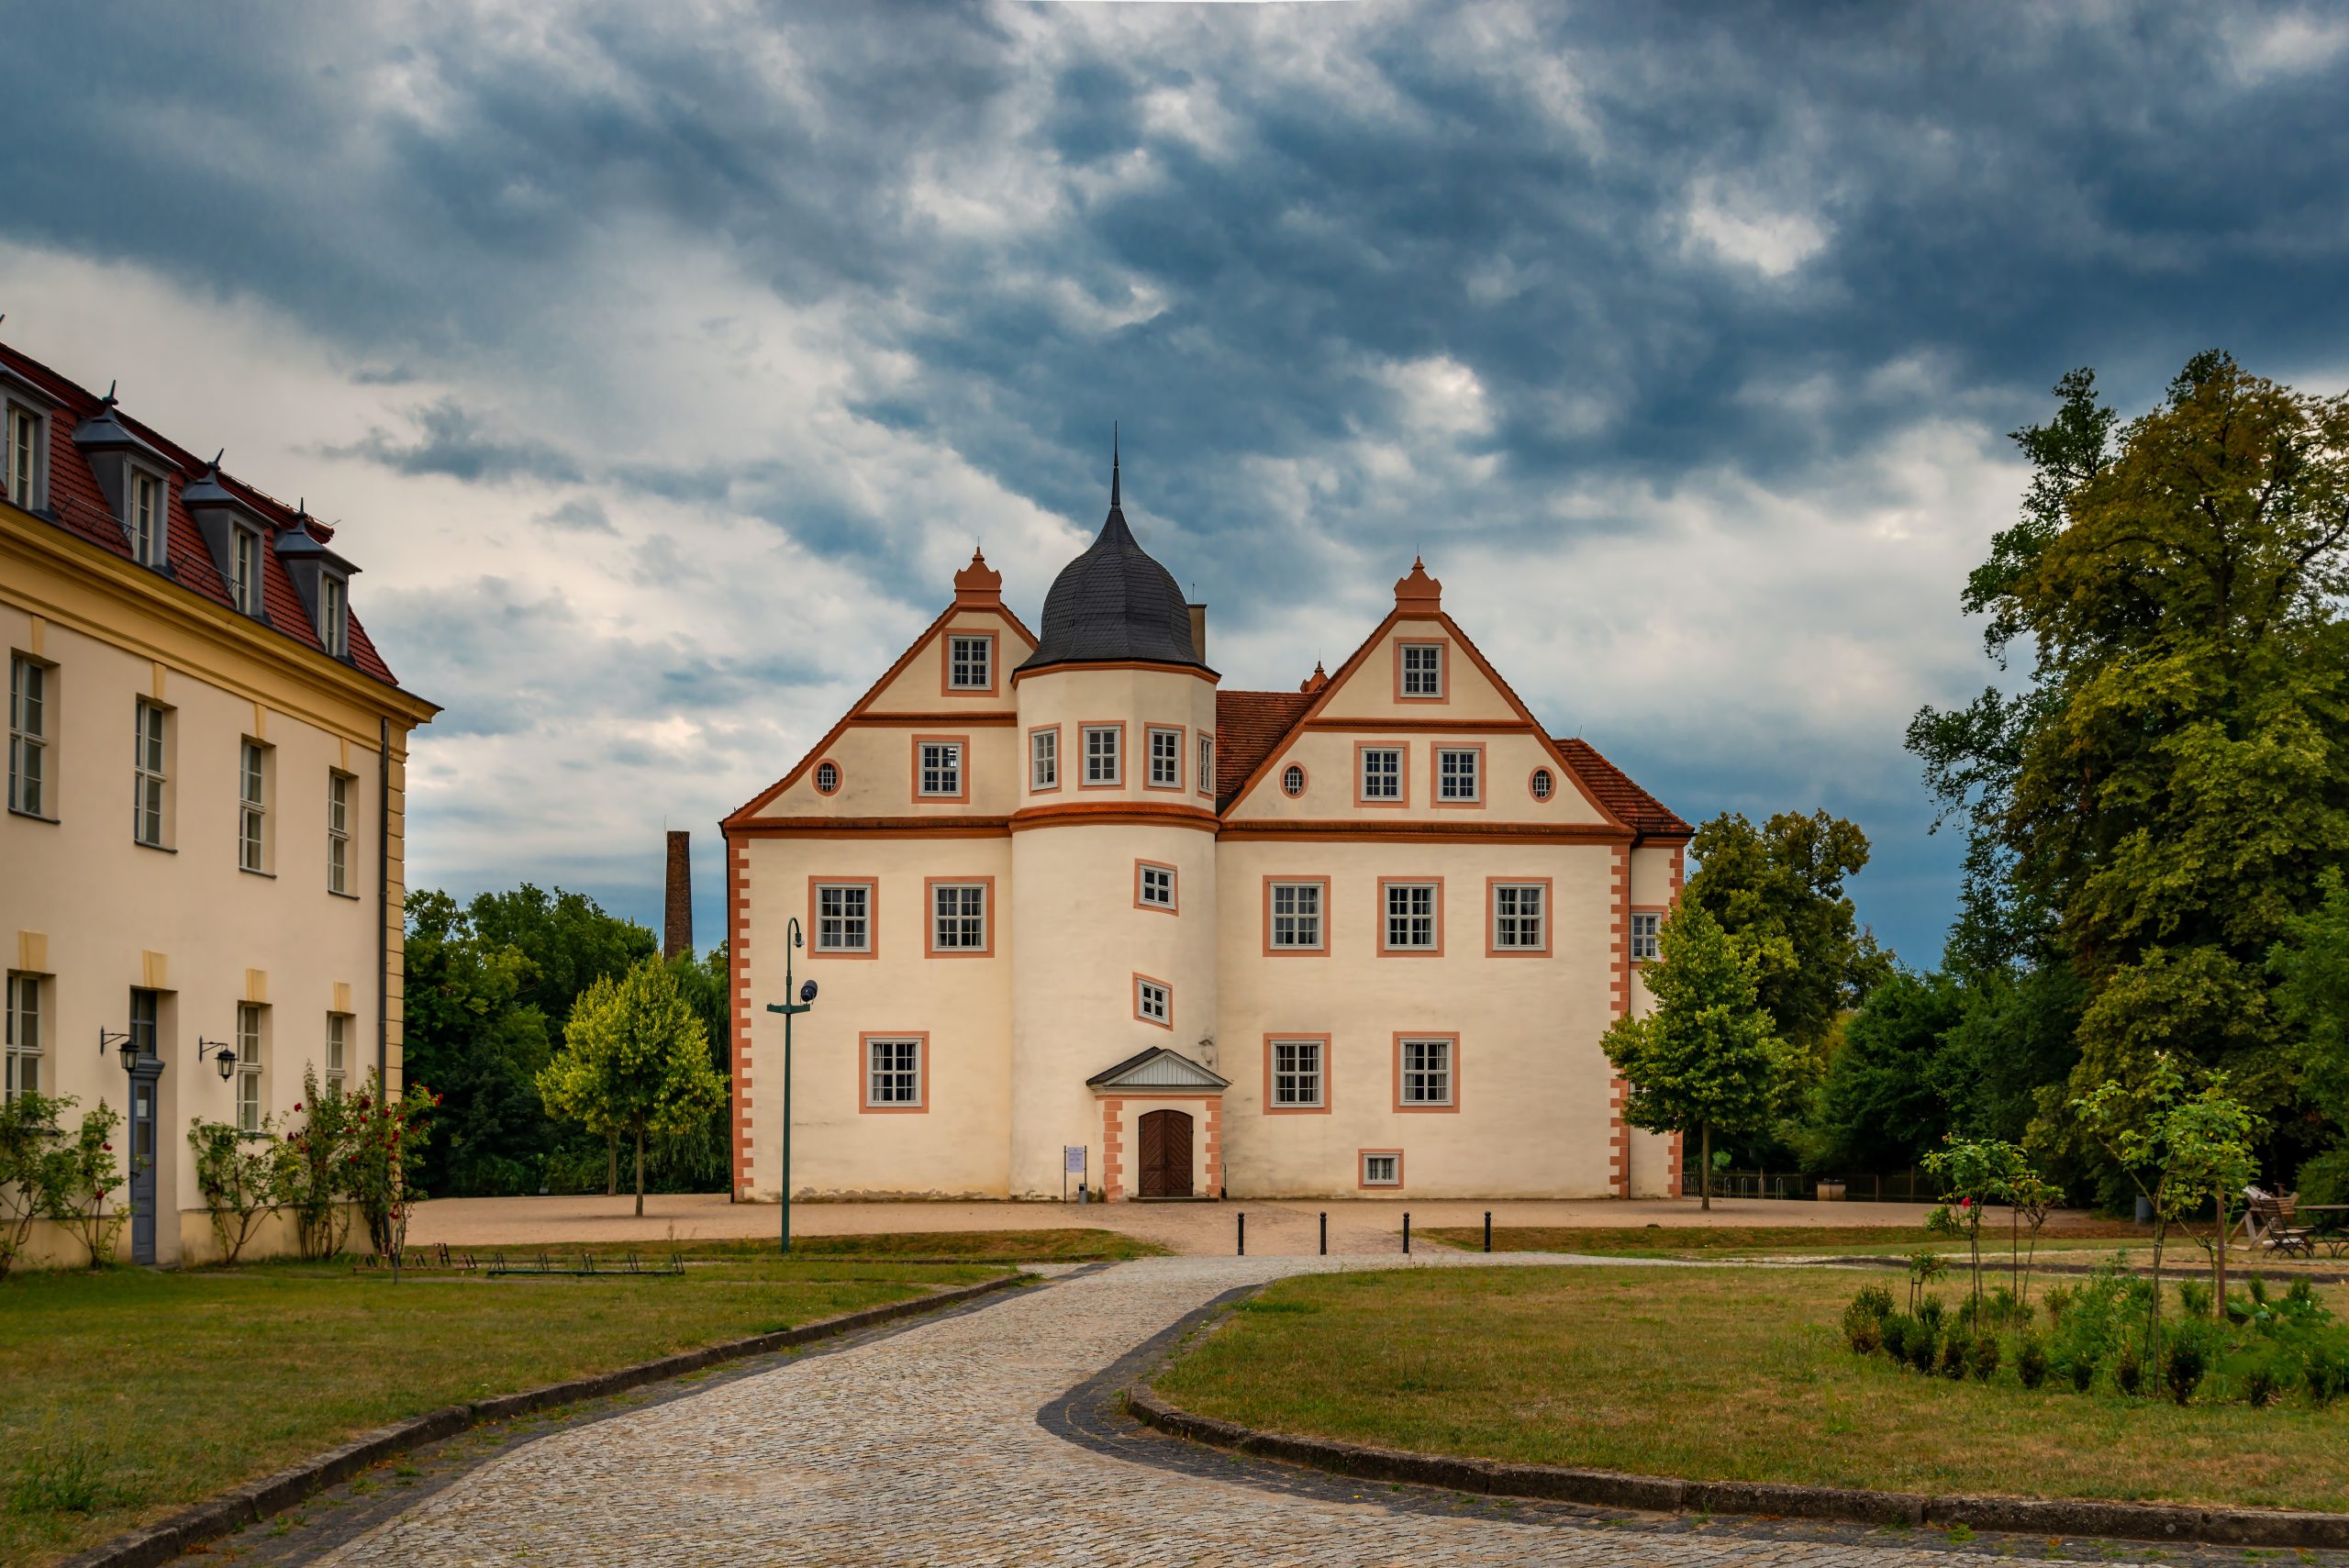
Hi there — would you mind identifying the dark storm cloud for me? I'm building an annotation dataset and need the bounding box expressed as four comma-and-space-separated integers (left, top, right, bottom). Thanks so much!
328, 399, 584, 484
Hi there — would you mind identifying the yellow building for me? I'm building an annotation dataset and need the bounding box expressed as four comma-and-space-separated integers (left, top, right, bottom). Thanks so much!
1, 341, 436, 1265
725, 459, 1691, 1203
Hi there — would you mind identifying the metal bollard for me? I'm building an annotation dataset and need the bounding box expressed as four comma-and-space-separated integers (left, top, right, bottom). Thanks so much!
1237, 1211, 1245, 1256
1403, 1212, 1411, 1255
1319, 1211, 1327, 1255
1485, 1210, 1492, 1252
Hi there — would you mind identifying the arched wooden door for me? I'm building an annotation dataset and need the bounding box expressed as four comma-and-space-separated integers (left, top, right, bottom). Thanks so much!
1137, 1109, 1194, 1198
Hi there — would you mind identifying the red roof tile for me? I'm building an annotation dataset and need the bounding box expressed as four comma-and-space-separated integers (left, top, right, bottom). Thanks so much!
1214, 689, 1314, 806
0, 340, 402, 688
1554, 738, 1690, 839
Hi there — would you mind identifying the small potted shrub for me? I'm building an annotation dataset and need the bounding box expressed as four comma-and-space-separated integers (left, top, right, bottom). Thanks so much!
2016, 1333, 2049, 1389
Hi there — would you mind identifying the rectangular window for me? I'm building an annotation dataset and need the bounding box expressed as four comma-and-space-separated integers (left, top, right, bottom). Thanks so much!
1146, 726, 1182, 788
133, 700, 167, 847
1399, 1037, 1453, 1106
1266, 880, 1326, 952
8, 654, 48, 817
947, 634, 992, 691
131, 471, 163, 565
1631, 910, 1663, 962
236, 1003, 265, 1132
328, 773, 352, 894
1083, 724, 1121, 785
1382, 880, 1440, 952
1361, 1151, 1401, 1187
930, 881, 989, 953
1136, 861, 1175, 911
320, 575, 349, 657
865, 1036, 924, 1107
1271, 1038, 1323, 1108
6, 405, 41, 510
1134, 974, 1172, 1028
232, 528, 261, 615
1359, 745, 1402, 802
4, 973, 40, 1101
1197, 733, 1214, 795
815, 883, 873, 952
1400, 641, 1443, 698
128, 987, 158, 1060
239, 740, 268, 873
917, 740, 963, 798
1030, 727, 1059, 791
1437, 747, 1481, 802
1491, 883, 1547, 952
325, 1012, 349, 1096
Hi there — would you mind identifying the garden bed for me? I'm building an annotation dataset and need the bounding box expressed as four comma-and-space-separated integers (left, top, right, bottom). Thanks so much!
1150, 1265, 2349, 1514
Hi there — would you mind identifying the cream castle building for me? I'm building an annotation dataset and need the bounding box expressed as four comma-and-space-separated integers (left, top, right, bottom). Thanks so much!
1, 340, 435, 1265
724, 461, 1690, 1203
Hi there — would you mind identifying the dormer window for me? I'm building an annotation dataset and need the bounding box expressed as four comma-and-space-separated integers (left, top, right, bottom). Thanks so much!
231, 528, 262, 615
5, 404, 45, 511
129, 471, 166, 566
319, 573, 349, 657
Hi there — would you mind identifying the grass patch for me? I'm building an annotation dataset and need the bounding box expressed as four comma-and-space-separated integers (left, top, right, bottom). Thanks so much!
777, 1228, 1165, 1261
1421, 1223, 2139, 1258
1152, 1265, 2349, 1512
0, 1254, 1003, 1565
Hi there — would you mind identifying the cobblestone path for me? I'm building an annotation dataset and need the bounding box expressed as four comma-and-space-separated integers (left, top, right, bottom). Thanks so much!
313, 1255, 2142, 1567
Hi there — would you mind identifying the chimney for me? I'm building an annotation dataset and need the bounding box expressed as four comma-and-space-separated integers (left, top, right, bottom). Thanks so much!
1187, 602, 1208, 662
663, 830, 693, 961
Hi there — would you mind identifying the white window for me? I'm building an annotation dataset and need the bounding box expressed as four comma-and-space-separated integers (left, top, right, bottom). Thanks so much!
1137, 862, 1174, 909
1135, 976, 1171, 1026
1282, 763, 1306, 797
239, 740, 268, 873
8, 655, 48, 817
328, 773, 352, 894
1384, 882, 1438, 951
326, 1012, 349, 1096
918, 740, 963, 798
1271, 1039, 1323, 1107
231, 528, 262, 615
1268, 881, 1324, 951
5, 973, 40, 1101
1492, 884, 1546, 951
1531, 768, 1554, 801
1084, 725, 1121, 785
1401, 642, 1442, 697
867, 1037, 922, 1106
1438, 748, 1480, 802
1197, 734, 1214, 795
320, 574, 349, 657
5, 405, 42, 510
948, 634, 992, 690
1360, 746, 1402, 801
1399, 1038, 1453, 1106
816, 884, 872, 952
814, 761, 840, 794
133, 700, 167, 847
236, 1003, 265, 1132
1361, 1151, 1400, 1187
130, 471, 164, 565
1148, 726, 1182, 787
930, 883, 987, 952
1631, 911, 1663, 962
1030, 728, 1057, 790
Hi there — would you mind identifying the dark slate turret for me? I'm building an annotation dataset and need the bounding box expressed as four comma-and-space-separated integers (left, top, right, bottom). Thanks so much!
1017, 439, 1208, 674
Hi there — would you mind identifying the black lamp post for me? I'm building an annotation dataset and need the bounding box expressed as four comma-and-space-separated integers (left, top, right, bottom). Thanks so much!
763, 917, 818, 1256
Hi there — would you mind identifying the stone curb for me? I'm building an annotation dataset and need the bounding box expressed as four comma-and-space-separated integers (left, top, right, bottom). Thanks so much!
1125, 1387, 2349, 1550
56, 1271, 1031, 1568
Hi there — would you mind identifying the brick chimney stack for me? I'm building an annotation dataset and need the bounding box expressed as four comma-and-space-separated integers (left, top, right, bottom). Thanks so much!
663, 830, 693, 961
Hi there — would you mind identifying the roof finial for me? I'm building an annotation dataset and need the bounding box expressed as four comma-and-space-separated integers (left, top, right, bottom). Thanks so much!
101, 380, 118, 409
1110, 420, 1120, 510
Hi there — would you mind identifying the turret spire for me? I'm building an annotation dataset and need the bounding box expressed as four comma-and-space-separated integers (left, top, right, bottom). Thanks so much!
1110, 421, 1120, 510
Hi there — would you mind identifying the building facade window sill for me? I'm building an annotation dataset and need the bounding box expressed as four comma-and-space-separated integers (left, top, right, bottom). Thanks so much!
6, 806, 60, 825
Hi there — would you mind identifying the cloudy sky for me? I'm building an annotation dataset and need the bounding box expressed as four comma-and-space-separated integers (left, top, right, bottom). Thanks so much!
7, 1, 2348, 962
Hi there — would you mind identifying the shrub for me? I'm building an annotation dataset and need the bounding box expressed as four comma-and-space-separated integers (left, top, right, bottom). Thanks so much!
1985, 1284, 2031, 1328
2296, 1145, 2349, 1207
1941, 1333, 1969, 1379
1907, 1325, 1940, 1374
1842, 1301, 1885, 1355
2017, 1333, 2049, 1389
2305, 1346, 2349, 1408
1970, 1334, 2000, 1382
1917, 1298, 1946, 1334
2248, 1274, 2269, 1307
2043, 1285, 2072, 1325
0, 1091, 72, 1281
2243, 1358, 2285, 1408
2287, 1278, 2319, 1312
2115, 1342, 2143, 1396
188, 1118, 277, 1264
42, 1103, 128, 1269
1850, 1283, 1895, 1321
2069, 1353, 2097, 1392
274, 1071, 353, 1260
1880, 1313, 1914, 1362
2164, 1329, 2210, 1406
2177, 1279, 2213, 1320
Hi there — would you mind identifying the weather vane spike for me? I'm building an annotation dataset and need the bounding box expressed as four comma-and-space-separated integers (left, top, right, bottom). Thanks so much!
212, 449, 224, 469
1111, 420, 1120, 509
103, 379, 118, 407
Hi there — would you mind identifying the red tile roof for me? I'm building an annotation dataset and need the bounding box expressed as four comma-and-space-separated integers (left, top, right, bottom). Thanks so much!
1214, 689, 1314, 806
1554, 738, 1691, 838
0, 340, 402, 688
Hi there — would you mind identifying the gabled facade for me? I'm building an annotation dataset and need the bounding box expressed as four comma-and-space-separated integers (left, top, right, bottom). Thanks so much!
724, 470, 1690, 1202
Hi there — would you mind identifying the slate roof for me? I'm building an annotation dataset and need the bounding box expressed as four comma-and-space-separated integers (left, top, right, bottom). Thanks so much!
1213, 689, 1315, 806
1016, 469, 1205, 674
0, 340, 404, 688
1554, 738, 1692, 838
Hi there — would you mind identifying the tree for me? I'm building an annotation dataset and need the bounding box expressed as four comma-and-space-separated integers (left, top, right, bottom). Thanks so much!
1681, 809, 1893, 1055
0, 1091, 69, 1280
2271, 867, 2349, 1126
538, 957, 729, 1217
1601, 904, 1799, 1210
1807, 969, 1962, 1171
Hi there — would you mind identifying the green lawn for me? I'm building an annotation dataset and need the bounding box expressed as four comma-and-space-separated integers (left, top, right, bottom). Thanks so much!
1152, 1265, 2349, 1512
774, 1228, 1165, 1261
0, 1255, 1006, 1566
1421, 1222, 2142, 1259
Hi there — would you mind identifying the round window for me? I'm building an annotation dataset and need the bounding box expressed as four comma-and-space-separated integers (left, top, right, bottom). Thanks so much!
1530, 768, 1553, 801
1282, 764, 1306, 797
815, 761, 841, 795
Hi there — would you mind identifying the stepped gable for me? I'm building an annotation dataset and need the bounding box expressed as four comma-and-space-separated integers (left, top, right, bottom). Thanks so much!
1553, 737, 1690, 839
1213, 690, 1314, 806
1016, 443, 1207, 675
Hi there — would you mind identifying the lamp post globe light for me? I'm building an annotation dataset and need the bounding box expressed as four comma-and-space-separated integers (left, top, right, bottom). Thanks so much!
763, 917, 818, 1255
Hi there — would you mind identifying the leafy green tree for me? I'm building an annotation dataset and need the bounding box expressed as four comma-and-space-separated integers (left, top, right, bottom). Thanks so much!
1602, 904, 1799, 1210
468, 884, 658, 1024
1808, 969, 1961, 1171
538, 957, 729, 1217
1682, 809, 1893, 1055
2271, 867, 2349, 1127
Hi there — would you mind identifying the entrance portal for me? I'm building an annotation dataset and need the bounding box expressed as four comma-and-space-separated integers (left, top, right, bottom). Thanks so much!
1136, 1108, 1193, 1198
128, 1066, 161, 1264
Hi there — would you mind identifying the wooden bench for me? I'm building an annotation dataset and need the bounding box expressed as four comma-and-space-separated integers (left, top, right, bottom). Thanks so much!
2247, 1192, 2318, 1257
